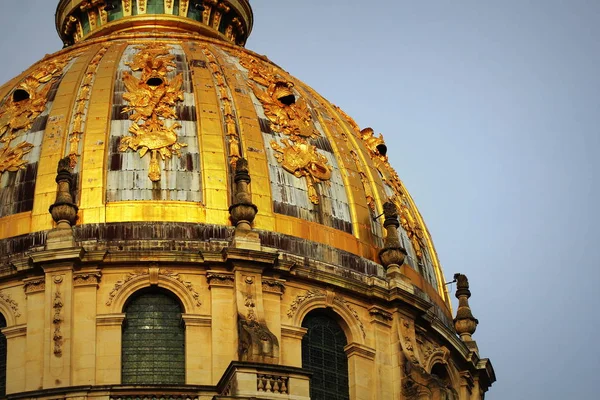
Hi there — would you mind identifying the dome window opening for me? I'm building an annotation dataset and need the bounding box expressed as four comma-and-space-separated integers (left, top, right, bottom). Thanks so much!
274, 82, 296, 106
146, 77, 164, 87
12, 89, 30, 103
376, 143, 388, 157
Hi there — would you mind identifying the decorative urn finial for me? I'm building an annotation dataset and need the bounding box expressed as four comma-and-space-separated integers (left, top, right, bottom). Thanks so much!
229, 158, 258, 231
453, 273, 480, 349
379, 201, 407, 269
48, 156, 78, 229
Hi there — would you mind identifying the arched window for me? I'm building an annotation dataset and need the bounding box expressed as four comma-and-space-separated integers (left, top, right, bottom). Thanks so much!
0, 313, 6, 397
121, 289, 185, 384
301, 311, 350, 400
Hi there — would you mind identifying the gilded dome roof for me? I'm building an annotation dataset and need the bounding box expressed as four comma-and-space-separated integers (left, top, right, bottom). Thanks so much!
0, 0, 450, 311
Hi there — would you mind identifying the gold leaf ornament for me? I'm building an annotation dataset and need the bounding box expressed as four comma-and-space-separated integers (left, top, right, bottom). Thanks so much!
271, 139, 332, 204
119, 43, 187, 182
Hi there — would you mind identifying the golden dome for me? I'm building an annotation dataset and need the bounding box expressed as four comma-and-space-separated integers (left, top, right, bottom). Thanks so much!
0, 0, 450, 313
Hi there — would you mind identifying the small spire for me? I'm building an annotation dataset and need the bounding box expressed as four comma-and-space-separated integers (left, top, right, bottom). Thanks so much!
453, 273, 479, 353
49, 157, 78, 229
379, 201, 407, 269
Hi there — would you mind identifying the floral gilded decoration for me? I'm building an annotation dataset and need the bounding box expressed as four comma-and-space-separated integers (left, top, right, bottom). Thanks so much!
118, 43, 187, 182
0, 54, 71, 175
270, 139, 332, 204
238, 52, 332, 204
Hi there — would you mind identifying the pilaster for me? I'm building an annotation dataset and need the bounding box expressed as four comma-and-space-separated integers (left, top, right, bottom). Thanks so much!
23, 277, 45, 391
2, 324, 27, 393
95, 313, 125, 384
182, 313, 212, 385
207, 271, 237, 383
72, 269, 101, 385
369, 306, 394, 400
43, 264, 75, 388
280, 325, 307, 368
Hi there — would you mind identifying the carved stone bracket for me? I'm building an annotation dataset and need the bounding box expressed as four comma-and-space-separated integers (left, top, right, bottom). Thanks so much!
23, 277, 45, 294
206, 271, 235, 288
73, 271, 101, 287
262, 278, 286, 296
369, 305, 393, 326
0, 291, 21, 318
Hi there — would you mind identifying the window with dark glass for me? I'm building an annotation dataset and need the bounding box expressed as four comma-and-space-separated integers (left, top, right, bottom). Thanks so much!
121, 289, 185, 384
301, 311, 350, 400
0, 313, 6, 397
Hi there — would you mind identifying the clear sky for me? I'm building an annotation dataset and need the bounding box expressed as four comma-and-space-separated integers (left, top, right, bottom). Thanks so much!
1, 1, 599, 398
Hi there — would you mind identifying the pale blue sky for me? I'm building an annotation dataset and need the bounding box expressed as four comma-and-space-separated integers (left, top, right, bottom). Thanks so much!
1, 1, 599, 398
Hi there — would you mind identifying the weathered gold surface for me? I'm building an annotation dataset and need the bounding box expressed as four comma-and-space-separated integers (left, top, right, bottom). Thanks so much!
0, 55, 71, 174
0, 34, 450, 304
118, 43, 187, 181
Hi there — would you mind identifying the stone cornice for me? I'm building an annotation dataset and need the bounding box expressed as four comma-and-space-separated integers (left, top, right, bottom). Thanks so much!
96, 313, 125, 326
281, 325, 308, 340
344, 342, 376, 361
1, 324, 27, 339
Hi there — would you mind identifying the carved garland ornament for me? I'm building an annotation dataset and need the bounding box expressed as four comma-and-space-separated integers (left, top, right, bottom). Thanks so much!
237, 52, 332, 204
106, 269, 201, 307
119, 43, 187, 182
0, 54, 72, 175
0, 291, 21, 318
106, 270, 149, 306
161, 269, 202, 307
52, 276, 64, 357
287, 289, 366, 339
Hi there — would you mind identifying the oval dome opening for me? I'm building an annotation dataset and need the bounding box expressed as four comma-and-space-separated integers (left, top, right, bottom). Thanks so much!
278, 94, 296, 106
12, 89, 30, 103
146, 77, 164, 87
376, 143, 388, 157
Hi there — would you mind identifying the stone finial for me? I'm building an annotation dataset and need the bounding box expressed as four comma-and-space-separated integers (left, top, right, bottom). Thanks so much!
229, 158, 261, 250
453, 273, 479, 352
379, 201, 407, 269
48, 157, 78, 229
229, 158, 258, 230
